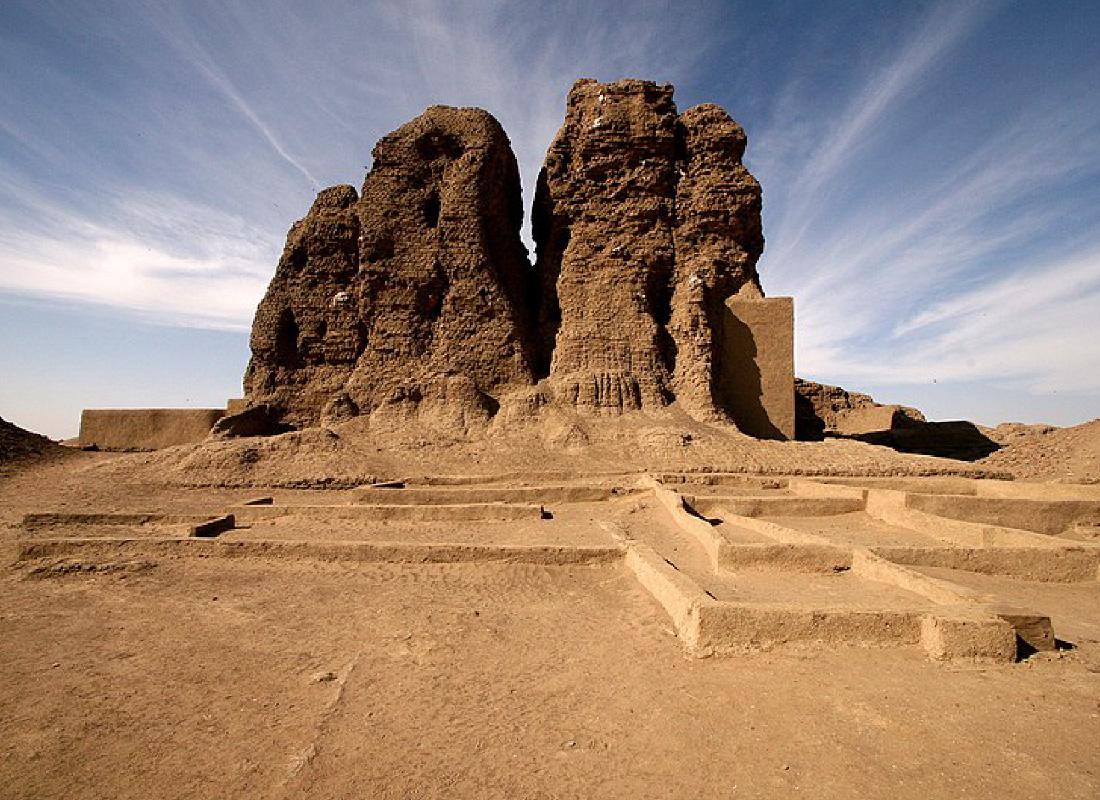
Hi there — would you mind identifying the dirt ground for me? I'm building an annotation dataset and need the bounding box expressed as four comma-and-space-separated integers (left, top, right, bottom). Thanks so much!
1, 555, 1097, 800
2, 451, 1099, 799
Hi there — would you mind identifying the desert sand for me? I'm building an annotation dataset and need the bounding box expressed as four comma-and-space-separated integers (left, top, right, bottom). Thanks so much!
3, 435, 1100, 799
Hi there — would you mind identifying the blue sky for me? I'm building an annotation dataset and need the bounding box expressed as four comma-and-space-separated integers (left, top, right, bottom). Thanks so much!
2, 0, 1099, 438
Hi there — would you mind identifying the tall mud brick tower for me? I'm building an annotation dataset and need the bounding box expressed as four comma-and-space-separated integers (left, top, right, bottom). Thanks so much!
533, 79, 773, 423
245, 106, 537, 429
242, 78, 794, 440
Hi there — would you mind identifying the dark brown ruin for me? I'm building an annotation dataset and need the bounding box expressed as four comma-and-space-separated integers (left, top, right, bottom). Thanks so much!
534, 80, 764, 417
244, 106, 537, 431
231, 79, 785, 439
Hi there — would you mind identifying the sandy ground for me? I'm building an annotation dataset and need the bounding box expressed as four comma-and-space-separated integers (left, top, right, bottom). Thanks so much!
2, 447, 1100, 799
77, 409, 1016, 491
2, 556, 1098, 800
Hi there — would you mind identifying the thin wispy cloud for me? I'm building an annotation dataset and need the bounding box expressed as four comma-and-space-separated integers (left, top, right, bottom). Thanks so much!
0, 0, 720, 329
808, 245, 1100, 391
765, 0, 992, 260
0, 186, 271, 329
748, 0, 1100, 420
193, 60, 321, 191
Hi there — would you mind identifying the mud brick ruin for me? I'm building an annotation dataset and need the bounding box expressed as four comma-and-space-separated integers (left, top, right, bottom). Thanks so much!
80, 79, 992, 455
34, 77, 1100, 723
78, 79, 942, 450
237, 78, 795, 440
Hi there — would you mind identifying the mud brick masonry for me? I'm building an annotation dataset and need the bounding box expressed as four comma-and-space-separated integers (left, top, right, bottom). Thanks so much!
81, 79, 802, 448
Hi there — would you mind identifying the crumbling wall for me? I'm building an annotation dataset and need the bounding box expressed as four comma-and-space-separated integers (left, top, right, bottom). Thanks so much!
79, 409, 226, 451
795, 379, 925, 440
243, 80, 777, 437
245, 185, 364, 425
533, 79, 764, 416
669, 103, 765, 418
245, 106, 537, 429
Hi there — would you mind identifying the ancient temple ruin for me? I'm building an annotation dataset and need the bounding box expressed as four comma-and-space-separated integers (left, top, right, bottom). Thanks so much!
79, 78, 800, 449
243, 78, 795, 439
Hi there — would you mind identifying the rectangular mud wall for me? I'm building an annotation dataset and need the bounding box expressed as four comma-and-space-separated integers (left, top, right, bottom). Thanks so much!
79, 409, 225, 451
717, 296, 795, 440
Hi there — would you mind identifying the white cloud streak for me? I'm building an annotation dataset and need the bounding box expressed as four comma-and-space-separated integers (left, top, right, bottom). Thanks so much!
807, 245, 1100, 392
764, 0, 991, 263
0, 183, 273, 330
193, 61, 321, 191
749, 0, 1100, 407
0, 0, 717, 329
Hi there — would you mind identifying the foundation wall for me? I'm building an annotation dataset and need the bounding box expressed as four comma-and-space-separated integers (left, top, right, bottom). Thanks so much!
833, 405, 905, 435
79, 408, 224, 451
717, 296, 795, 440
906, 493, 1100, 535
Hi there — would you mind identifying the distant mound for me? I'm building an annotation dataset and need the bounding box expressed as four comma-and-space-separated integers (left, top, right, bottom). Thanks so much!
980, 418, 1100, 482
0, 416, 63, 465
92, 408, 1010, 490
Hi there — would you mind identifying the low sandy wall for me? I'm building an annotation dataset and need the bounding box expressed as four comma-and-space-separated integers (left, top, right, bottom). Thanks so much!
906, 493, 1100, 535
974, 480, 1100, 501
16, 537, 623, 566
691, 495, 864, 518
79, 408, 224, 451
871, 545, 1100, 583
229, 502, 545, 523
351, 485, 622, 505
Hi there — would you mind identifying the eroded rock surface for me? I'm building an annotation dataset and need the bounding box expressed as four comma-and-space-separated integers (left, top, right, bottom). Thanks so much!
245, 106, 536, 428
245, 185, 363, 426
670, 103, 765, 417
533, 79, 764, 416
0, 415, 63, 464
245, 80, 768, 435
795, 378, 926, 440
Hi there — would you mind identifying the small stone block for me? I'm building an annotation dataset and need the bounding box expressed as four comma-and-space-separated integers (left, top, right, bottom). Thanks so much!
989, 607, 1055, 652
921, 614, 1016, 663
189, 514, 235, 539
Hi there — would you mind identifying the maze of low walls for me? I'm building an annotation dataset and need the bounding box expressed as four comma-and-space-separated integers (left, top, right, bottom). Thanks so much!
79, 408, 225, 451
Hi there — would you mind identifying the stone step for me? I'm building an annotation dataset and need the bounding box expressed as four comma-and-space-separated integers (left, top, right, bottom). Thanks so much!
687, 495, 865, 518
230, 503, 546, 523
